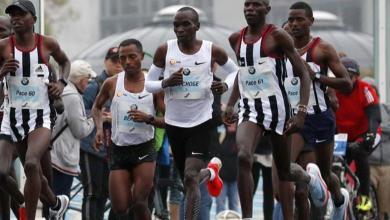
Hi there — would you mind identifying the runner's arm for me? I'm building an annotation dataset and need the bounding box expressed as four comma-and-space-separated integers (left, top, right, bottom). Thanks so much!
47, 37, 70, 80
145, 44, 167, 93
315, 42, 352, 92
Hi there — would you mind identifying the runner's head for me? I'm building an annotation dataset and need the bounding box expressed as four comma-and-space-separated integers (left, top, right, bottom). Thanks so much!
118, 39, 144, 76
104, 47, 123, 76
288, 1, 314, 38
5, 0, 37, 33
173, 7, 200, 43
0, 16, 11, 39
68, 60, 96, 92
243, 0, 270, 26
340, 56, 359, 84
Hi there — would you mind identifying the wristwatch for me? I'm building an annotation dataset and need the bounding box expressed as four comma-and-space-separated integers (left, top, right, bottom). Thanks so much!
59, 78, 68, 86
146, 115, 155, 124
314, 73, 321, 80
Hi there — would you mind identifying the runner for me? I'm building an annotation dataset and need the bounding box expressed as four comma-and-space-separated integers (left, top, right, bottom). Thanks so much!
0, 1, 71, 219
145, 6, 238, 219
92, 39, 165, 219
223, 0, 329, 219
279, 2, 353, 219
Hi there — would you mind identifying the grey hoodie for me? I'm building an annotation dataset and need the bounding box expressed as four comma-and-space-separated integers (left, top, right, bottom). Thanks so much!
51, 82, 95, 176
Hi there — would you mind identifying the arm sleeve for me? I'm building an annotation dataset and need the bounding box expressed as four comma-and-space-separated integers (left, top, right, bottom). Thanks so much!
365, 104, 382, 134
363, 85, 379, 107
219, 58, 239, 89
65, 95, 95, 139
145, 64, 164, 93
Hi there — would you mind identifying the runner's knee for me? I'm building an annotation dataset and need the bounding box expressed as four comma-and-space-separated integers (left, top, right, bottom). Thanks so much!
183, 170, 198, 187
24, 159, 40, 175
237, 149, 253, 168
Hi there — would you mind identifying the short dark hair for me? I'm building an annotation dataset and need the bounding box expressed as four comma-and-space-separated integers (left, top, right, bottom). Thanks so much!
118, 39, 143, 53
177, 7, 199, 23
290, 1, 313, 18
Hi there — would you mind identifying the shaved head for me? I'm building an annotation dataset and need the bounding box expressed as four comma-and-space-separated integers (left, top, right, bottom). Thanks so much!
177, 6, 199, 23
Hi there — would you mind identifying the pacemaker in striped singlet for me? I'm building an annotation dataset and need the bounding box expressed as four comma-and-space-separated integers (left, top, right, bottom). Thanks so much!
1, 34, 55, 142
285, 37, 330, 115
236, 24, 290, 135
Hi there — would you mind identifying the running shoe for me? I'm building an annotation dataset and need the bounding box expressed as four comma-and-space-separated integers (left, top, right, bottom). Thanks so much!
306, 163, 330, 207
207, 157, 223, 197
333, 188, 350, 220
356, 195, 372, 212
49, 195, 69, 220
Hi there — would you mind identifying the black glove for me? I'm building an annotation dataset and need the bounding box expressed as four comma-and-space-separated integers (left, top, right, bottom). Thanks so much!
361, 133, 375, 152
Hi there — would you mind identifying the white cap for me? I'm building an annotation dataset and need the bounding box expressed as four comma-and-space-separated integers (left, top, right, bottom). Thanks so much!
68, 60, 97, 82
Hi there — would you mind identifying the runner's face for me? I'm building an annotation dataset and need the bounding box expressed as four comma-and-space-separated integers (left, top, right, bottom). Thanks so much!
119, 44, 144, 75
9, 8, 35, 32
173, 11, 199, 42
288, 9, 313, 38
243, 0, 270, 26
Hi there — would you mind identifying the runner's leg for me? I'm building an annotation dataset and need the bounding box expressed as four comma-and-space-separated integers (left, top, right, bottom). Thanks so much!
236, 121, 262, 218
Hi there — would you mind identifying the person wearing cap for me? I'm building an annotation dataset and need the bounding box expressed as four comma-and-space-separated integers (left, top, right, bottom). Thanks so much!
336, 56, 382, 213
0, 0, 71, 220
50, 60, 95, 204
79, 47, 123, 220
0, 15, 24, 220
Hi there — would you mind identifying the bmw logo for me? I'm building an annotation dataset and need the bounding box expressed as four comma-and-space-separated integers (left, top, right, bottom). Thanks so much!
21, 78, 29, 85
248, 67, 256, 75
291, 77, 298, 85
183, 68, 191, 76
130, 104, 138, 111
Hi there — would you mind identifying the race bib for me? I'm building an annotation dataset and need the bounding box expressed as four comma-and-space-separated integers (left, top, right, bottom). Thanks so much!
116, 101, 151, 134
284, 76, 300, 108
170, 66, 210, 99
240, 58, 276, 99
8, 76, 47, 109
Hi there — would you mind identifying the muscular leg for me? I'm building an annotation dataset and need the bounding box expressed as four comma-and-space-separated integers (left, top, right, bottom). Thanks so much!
183, 157, 206, 220
109, 169, 132, 216
271, 133, 311, 220
236, 121, 262, 218
0, 139, 24, 205
15, 128, 57, 220
132, 161, 156, 220
315, 141, 343, 205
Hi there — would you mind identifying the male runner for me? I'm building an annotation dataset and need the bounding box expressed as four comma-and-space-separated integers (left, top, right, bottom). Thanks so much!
0, 1, 71, 219
92, 39, 165, 219
145, 7, 238, 219
276, 2, 353, 219
224, 0, 328, 219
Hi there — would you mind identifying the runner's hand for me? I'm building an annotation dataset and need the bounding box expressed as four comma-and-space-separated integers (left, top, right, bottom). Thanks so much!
128, 109, 149, 123
47, 81, 65, 98
162, 68, 183, 88
102, 111, 112, 123
211, 81, 228, 95
94, 129, 105, 151
0, 54, 19, 78
284, 112, 305, 135
223, 105, 238, 124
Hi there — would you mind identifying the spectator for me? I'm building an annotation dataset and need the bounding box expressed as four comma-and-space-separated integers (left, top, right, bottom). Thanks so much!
51, 60, 95, 199
216, 122, 239, 214
362, 77, 390, 220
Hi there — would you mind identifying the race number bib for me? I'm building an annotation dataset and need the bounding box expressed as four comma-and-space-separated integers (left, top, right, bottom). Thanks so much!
284, 76, 300, 108
169, 65, 210, 100
116, 101, 150, 134
8, 76, 47, 109
240, 58, 276, 99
